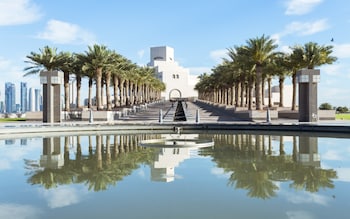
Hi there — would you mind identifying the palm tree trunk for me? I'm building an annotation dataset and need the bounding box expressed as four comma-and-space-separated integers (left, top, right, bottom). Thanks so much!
88, 78, 93, 109
248, 79, 253, 110
125, 80, 130, 106
113, 75, 119, 109
105, 71, 112, 111
119, 79, 125, 106
268, 77, 272, 107
279, 76, 285, 107
64, 72, 70, 111
96, 68, 103, 110
129, 82, 134, 106
255, 65, 262, 110
291, 71, 297, 111
240, 82, 245, 107
235, 82, 240, 107
261, 78, 265, 106
76, 75, 82, 109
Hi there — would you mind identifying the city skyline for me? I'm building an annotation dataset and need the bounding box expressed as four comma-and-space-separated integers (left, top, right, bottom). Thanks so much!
1, 81, 41, 113
0, 0, 350, 107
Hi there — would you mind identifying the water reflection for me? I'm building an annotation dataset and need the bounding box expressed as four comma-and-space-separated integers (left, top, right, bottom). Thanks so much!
24, 133, 337, 199
201, 134, 336, 199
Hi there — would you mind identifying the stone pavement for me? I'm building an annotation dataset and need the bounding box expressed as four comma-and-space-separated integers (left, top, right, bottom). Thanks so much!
1, 100, 350, 137
119, 100, 247, 123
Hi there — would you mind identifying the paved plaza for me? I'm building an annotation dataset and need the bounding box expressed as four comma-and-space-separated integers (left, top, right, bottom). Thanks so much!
1, 100, 350, 137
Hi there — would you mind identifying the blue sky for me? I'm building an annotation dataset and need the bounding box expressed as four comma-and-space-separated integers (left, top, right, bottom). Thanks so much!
0, 0, 349, 107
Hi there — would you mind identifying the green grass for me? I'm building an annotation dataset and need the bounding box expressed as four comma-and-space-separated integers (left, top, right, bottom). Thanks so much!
335, 113, 350, 120
0, 118, 26, 122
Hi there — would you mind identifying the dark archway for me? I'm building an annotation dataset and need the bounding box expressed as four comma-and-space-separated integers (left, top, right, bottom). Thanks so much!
169, 89, 182, 100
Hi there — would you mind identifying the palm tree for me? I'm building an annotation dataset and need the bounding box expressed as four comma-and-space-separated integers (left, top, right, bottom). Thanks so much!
24, 46, 64, 76
302, 42, 337, 69
58, 51, 74, 111
76, 52, 95, 108
104, 50, 118, 110
274, 53, 291, 107
81, 44, 110, 110
244, 35, 278, 110
289, 42, 337, 110
288, 46, 304, 110
71, 54, 85, 109
137, 66, 155, 104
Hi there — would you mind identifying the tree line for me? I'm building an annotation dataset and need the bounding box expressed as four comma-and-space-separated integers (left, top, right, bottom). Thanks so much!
195, 35, 337, 111
24, 44, 166, 111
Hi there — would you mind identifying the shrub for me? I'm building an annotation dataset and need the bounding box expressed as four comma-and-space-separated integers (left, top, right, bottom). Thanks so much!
336, 106, 349, 113
319, 102, 332, 110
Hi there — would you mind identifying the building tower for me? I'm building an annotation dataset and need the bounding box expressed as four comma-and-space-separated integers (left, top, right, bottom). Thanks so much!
148, 46, 198, 100
20, 82, 28, 112
5, 82, 16, 113
35, 89, 41, 111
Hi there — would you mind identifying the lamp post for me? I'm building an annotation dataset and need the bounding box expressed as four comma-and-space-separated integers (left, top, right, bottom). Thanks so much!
297, 69, 320, 122
40, 70, 64, 123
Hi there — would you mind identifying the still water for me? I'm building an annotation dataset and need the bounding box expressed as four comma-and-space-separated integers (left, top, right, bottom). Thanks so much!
0, 131, 349, 219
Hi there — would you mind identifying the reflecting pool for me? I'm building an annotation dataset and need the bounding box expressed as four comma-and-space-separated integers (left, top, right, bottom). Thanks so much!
0, 131, 349, 219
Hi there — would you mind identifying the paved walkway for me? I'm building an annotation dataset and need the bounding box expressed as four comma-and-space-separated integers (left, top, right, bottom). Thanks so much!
1, 100, 350, 137
117, 100, 350, 126
119, 100, 245, 123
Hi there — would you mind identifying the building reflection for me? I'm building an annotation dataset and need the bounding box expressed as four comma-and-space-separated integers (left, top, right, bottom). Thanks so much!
298, 136, 320, 167
24, 132, 336, 199
151, 147, 190, 182
40, 137, 64, 169
146, 134, 214, 182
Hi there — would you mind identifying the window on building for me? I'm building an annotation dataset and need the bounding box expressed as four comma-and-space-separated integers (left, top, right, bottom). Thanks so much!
176, 74, 179, 79
173, 74, 176, 79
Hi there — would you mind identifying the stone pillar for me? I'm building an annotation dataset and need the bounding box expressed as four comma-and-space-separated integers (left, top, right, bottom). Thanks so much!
297, 69, 320, 122
298, 136, 320, 167
40, 70, 64, 123
40, 137, 64, 169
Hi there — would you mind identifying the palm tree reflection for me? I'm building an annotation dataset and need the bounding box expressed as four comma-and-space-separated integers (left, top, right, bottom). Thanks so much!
26, 134, 157, 191
25, 133, 337, 199
200, 133, 337, 199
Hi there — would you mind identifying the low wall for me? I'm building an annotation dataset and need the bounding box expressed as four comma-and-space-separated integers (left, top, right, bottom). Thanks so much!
196, 100, 336, 121
233, 109, 278, 121
25, 112, 43, 121
278, 110, 336, 120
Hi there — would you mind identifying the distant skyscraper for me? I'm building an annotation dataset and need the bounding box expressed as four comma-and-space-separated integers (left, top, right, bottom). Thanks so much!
0, 101, 4, 113
28, 88, 35, 111
5, 82, 16, 113
20, 82, 28, 112
35, 89, 41, 111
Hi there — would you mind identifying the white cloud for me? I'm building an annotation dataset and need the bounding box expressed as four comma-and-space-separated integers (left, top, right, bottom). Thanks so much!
0, 0, 42, 26
284, 190, 330, 206
286, 210, 315, 219
321, 64, 342, 76
322, 149, 343, 160
37, 19, 96, 45
0, 159, 11, 170
283, 19, 329, 36
0, 57, 11, 70
285, 0, 323, 15
210, 49, 228, 64
211, 167, 231, 179
333, 44, 350, 59
335, 168, 350, 182
39, 186, 82, 208
137, 50, 145, 59
0, 203, 41, 219
138, 169, 146, 178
